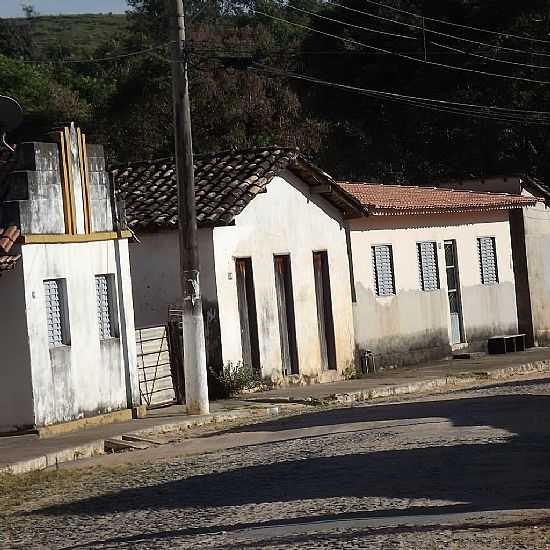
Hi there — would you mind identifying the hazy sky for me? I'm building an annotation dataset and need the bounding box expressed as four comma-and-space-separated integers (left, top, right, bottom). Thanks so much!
0, 1, 128, 18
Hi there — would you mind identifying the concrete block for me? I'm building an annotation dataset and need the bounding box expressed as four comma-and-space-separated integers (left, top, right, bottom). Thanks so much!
104, 438, 150, 453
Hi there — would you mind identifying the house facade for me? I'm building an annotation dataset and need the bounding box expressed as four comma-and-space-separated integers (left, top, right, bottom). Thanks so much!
435, 176, 550, 348
115, 149, 538, 386
114, 148, 362, 384
340, 183, 537, 367
0, 125, 139, 432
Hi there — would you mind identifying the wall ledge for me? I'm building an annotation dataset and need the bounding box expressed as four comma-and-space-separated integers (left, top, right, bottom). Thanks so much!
19, 230, 132, 245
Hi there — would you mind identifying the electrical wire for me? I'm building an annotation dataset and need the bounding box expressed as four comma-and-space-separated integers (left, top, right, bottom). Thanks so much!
361, 0, 550, 46
278, 2, 417, 41
431, 40, 550, 71
23, 41, 174, 65
256, 9, 550, 85
252, 64, 550, 125
322, 0, 550, 61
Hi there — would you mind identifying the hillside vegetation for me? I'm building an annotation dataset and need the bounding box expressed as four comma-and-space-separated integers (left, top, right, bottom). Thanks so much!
2, 0, 550, 184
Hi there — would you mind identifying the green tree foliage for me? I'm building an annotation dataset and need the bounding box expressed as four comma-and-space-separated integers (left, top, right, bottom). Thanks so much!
4, 1, 550, 183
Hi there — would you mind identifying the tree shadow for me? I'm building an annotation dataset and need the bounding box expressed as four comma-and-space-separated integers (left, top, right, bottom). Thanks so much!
33, 393, 550, 521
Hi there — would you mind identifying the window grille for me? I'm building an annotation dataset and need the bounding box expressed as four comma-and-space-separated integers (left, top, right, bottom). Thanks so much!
95, 275, 116, 339
44, 279, 68, 347
372, 244, 395, 296
417, 241, 440, 291
478, 237, 499, 285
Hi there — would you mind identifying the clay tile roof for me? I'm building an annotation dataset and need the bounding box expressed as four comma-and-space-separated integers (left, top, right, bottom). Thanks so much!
337, 182, 538, 215
112, 147, 298, 230
0, 225, 20, 273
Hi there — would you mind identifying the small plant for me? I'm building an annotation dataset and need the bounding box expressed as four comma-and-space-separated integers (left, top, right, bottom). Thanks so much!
209, 361, 263, 398
342, 364, 363, 380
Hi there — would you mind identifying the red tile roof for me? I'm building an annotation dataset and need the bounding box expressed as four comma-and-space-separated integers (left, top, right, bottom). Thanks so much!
0, 226, 20, 273
338, 182, 538, 215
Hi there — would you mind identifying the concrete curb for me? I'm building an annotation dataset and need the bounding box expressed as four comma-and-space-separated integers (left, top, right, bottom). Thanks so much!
326, 360, 550, 404
246, 360, 550, 405
0, 405, 282, 476
3, 360, 549, 475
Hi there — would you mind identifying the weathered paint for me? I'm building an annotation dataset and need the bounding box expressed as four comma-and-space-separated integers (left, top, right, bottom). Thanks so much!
20, 239, 138, 428
212, 171, 355, 381
0, 258, 35, 432
349, 210, 518, 366
521, 201, 550, 346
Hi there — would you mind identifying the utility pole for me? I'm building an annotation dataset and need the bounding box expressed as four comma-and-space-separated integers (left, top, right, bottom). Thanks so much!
169, 0, 210, 415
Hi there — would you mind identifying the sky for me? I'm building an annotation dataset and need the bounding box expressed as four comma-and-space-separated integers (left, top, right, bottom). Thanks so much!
0, 0, 128, 18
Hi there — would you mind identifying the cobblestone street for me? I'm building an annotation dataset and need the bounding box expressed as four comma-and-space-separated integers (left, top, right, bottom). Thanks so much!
3, 376, 550, 549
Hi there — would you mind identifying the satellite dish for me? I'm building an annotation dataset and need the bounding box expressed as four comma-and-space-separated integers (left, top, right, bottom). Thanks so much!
0, 96, 22, 133
0, 96, 22, 153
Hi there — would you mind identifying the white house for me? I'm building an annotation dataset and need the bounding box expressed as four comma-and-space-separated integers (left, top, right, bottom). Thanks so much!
339, 182, 537, 366
434, 175, 550, 349
114, 148, 363, 384
114, 148, 538, 386
0, 124, 139, 432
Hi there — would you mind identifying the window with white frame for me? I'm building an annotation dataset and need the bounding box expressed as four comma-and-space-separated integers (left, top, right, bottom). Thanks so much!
95, 274, 117, 339
372, 244, 395, 296
478, 237, 499, 285
44, 279, 69, 347
417, 241, 440, 291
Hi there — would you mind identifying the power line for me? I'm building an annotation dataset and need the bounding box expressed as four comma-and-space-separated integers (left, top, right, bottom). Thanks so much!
432, 40, 550, 71
323, 0, 550, 61
279, 2, 417, 41
256, 9, 550, 85
361, 0, 550, 46
253, 64, 550, 125
23, 42, 174, 65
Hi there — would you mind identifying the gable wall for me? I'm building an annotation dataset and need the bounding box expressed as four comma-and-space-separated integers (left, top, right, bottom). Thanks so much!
212, 171, 355, 382
349, 210, 518, 366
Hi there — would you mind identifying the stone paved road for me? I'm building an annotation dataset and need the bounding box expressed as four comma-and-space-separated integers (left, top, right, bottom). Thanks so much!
3, 376, 550, 549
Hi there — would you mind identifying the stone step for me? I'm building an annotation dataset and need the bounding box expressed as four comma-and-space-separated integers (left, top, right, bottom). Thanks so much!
121, 434, 166, 446
104, 438, 150, 453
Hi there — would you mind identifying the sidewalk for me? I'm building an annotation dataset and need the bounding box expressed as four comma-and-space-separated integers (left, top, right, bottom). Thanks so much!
247, 347, 550, 403
2, 347, 550, 475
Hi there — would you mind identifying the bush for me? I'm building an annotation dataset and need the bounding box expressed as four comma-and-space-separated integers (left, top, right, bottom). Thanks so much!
209, 361, 263, 398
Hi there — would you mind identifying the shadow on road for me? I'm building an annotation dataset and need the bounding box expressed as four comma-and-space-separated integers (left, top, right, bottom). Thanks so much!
34, 391, 550, 518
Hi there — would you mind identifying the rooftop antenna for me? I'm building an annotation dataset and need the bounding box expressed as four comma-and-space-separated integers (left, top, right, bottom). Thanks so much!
0, 96, 23, 153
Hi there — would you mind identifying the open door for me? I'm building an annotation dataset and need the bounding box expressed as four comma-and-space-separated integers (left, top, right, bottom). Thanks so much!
274, 254, 299, 375
444, 240, 465, 345
313, 251, 337, 370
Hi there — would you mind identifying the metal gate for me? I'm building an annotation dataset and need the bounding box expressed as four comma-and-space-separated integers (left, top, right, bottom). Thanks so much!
136, 325, 176, 407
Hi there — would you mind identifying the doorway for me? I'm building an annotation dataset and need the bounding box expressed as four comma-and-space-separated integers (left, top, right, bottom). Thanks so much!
444, 240, 465, 345
313, 251, 337, 370
274, 254, 299, 375
235, 258, 261, 375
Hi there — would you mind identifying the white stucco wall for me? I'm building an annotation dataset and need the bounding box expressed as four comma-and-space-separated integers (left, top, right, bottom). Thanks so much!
349, 210, 518, 365
129, 228, 218, 329
0, 259, 35, 432
212, 171, 356, 381
521, 201, 550, 346
21, 239, 138, 427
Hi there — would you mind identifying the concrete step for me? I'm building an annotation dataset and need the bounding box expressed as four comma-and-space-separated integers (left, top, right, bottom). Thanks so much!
121, 434, 166, 446
104, 438, 150, 453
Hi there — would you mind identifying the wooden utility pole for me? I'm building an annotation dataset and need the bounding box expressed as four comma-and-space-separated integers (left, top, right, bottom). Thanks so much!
169, 0, 209, 415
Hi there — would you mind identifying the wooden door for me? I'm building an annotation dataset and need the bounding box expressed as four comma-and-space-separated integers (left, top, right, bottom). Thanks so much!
235, 258, 260, 375
274, 255, 299, 375
313, 251, 337, 370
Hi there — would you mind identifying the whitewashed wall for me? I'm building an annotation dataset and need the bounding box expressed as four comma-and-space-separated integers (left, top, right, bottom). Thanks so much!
349, 210, 518, 365
213, 171, 356, 381
130, 229, 217, 329
21, 239, 138, 427
0, 259, 35, 432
